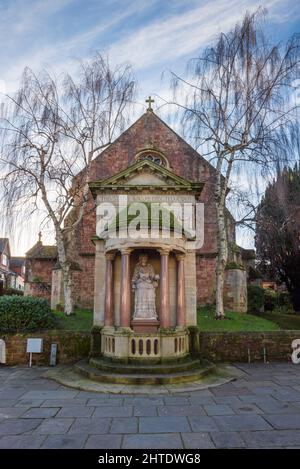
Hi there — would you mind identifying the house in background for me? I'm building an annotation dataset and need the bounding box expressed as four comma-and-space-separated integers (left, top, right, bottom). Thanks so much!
24, 233, 57, 302
0, 238, 26, 292
0, 238, 11, 289
10, 257, 26, 290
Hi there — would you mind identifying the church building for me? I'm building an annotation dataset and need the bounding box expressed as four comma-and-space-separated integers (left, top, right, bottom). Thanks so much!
25, 102, 250, 323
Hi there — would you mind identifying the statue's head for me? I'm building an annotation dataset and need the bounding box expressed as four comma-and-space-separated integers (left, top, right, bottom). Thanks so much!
139, 253, 148, 266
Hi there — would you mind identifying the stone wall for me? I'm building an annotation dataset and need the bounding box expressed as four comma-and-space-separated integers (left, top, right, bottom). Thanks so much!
224, 268, 247, 313
1, 329, 300, 365
199, 331, 300, 362
0, 331, 90, 366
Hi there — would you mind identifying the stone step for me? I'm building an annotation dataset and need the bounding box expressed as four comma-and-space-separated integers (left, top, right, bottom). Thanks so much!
89, 357, 202, 375
74, 360, 216, 385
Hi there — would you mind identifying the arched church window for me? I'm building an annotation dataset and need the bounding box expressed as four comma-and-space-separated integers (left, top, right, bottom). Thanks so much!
136, 150, 169, 168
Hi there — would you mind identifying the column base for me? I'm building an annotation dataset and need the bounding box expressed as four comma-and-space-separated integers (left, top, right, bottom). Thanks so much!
131, 318, 160, 333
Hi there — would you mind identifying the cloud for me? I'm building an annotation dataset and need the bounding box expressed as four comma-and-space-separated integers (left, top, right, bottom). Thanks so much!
107, 0, 284, 71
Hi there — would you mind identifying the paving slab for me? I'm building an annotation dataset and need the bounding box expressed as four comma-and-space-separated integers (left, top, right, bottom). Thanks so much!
210, 431, 246, 448
139, 416, 190, 433
35, 418, 74, 434
110, 417, 138, 434
68, 417, 111, 434
41, 434, 87, 449
157, 405, 206, 417
41, 398, 87, 407
0, 407, 30, 419
0, 435, 46, 449
93, 406, 133, 418
0, 418, 42, 435
87, 398, 123, 407
188, 416, 220, 432
85, 434, 122, 449
123, 433, 183, 449
181, 432, 214, 449
21, 407, 60, 419
203, 404, 234, 416
241, 430, 300, 448
213, 414, 273, 431
21, 390, 79, 400
133, 406, 158, 416
56, 406, 95, 418
263, 413, 300, 430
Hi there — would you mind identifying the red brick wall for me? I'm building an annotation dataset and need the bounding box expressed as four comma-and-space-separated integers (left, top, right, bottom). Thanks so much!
25, 259, 56, 302
196, 256, 217, 305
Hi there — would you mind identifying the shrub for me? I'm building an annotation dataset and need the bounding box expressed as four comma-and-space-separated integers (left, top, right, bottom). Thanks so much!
0, 296, 56, 332
278, 292, 293, 308
247, 285, 265, 314
3, 288, 24, 296
264, 289, 278, 311
273, 305, 295, 315
248, 266, 263, 281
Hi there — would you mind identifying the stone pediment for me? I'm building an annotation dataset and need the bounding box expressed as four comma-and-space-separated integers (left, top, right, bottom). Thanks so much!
89, 159, 203, 196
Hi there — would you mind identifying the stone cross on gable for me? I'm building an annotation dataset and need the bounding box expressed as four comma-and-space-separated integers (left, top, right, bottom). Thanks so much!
146, 96, 154, 112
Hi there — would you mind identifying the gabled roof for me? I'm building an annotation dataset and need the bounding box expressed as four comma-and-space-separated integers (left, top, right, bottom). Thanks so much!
26, 242, 57, 259
10, 257, 25, 268
89, 158, 204, 197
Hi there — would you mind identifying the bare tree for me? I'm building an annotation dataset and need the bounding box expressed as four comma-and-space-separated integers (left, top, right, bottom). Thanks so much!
0, 53, 135, 315
170, 9, 300, 318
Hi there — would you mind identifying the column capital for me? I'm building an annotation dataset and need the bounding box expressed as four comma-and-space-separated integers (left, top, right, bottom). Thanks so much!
176, 253, 185, 262
120, 247, 132, 255
158, 247, 172, 256
105, 252, 116, 261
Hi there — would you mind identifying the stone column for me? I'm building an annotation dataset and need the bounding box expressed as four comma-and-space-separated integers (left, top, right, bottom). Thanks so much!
159, 248, 171, 328
104, 253, 115, 326
120, 248, 131, 328
93, 239, 106, 326
176, 253, 186, 327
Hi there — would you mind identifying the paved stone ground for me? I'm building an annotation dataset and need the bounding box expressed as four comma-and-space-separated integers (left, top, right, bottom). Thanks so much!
1, 363, 300, 449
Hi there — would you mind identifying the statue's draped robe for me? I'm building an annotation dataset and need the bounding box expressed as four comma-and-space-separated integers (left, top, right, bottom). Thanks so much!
132, 263, 158, 319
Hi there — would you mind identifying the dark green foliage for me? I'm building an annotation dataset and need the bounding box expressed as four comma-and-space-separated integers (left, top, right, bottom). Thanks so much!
0, 296, 56, 332
247, 285, 265, 314
256, 165, 300, 311
264, 289, 278, 311
248, 266, 262, 280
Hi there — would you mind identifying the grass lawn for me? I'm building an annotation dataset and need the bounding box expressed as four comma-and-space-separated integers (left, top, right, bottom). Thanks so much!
198, 306, 280, 331
257, 310, 300, 330
52, 305, 300, 332
54, 308, 93, 331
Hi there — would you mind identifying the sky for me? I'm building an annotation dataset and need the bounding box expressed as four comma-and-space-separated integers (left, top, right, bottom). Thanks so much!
0, 0, 299, 255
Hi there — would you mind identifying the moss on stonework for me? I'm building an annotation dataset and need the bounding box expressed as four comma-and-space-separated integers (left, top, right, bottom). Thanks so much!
225, 261, 245, 270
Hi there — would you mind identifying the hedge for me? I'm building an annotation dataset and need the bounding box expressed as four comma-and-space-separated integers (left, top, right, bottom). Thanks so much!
0, 296, 56, 332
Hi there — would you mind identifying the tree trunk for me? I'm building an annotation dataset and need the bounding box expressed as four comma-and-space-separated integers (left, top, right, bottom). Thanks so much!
55, 229, 74, 315
215, 201, 228, 318
61, 263, 74, 316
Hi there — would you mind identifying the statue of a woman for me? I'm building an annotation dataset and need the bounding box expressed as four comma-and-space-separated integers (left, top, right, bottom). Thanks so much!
132, 254, 159, 320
